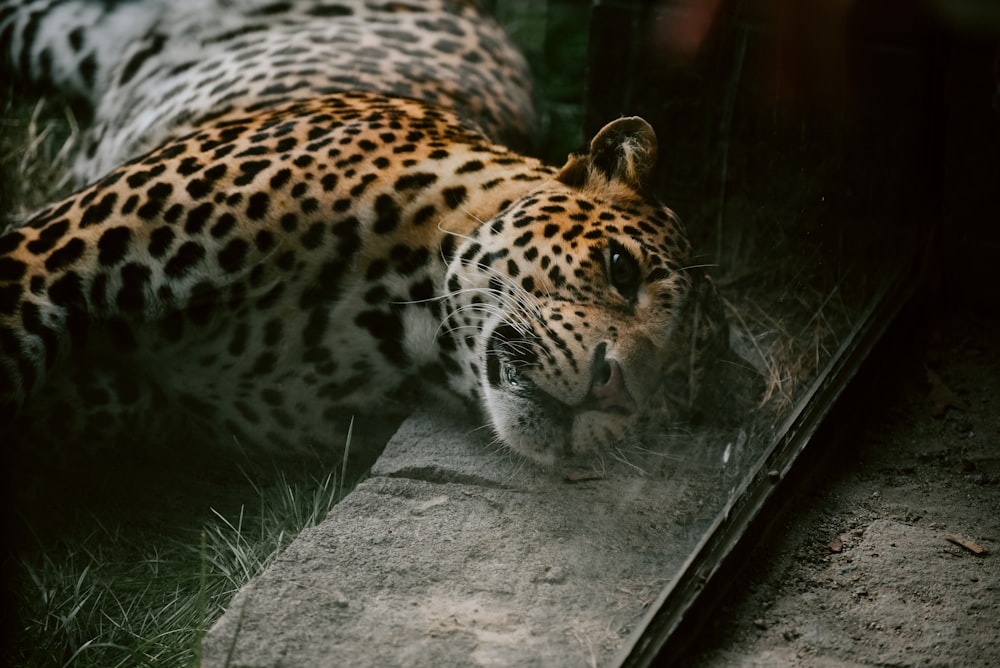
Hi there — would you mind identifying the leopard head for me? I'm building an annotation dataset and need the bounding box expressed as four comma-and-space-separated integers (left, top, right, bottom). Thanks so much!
444, 117, 718, 467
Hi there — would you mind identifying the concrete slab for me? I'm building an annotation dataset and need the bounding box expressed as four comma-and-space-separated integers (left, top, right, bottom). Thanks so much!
201, 407, 738, 667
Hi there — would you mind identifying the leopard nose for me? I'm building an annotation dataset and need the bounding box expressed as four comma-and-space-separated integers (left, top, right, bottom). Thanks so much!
586, 344, 637, 414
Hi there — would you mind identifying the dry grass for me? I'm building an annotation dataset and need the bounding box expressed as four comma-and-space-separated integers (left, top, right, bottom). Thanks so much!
1, 90, 79, 226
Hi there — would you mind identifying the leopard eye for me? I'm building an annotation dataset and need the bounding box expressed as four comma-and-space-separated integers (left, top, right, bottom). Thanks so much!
608, 242, 641, 300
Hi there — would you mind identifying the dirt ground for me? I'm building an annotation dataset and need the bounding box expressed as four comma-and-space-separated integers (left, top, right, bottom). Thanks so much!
687, 302, 1000, 667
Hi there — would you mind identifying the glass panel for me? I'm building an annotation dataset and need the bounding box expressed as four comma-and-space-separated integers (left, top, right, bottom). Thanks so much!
579, 0, 931, 661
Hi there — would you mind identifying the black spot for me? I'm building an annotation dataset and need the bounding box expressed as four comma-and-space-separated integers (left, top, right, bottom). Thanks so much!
26, 220, 69, 255
127, 170, 153, 189
185, 202, 214, 234
373, 194, 401, 234
165, 241, 206, 278
355, 309, 406, 366
0, 231, 25, 254
513, 231, 533, 247
456, 160, 485, 174
211, 213, 237, 238
204, 163, 228, 181
349, 173, 377, 197
246, 192, 270, 221
299, 259, 346, 309
45, 238, 86, 272
177, 157, 203, 176
164, 204, 184, 223
562, 224, 584, 241
0, 283, 23, 315
300, 197, 319, 214
332, 217, 361, 256
412, 205, 436, 226
234, 160, 271, 186
80, 193, 118, 228
321, 173, 339, 192
46, 271, 85, 310
440, 234, 457, 263
238, 146, 271, 158
121, 195, 139, 215
119, 32, 165, 85
548, 265, 566, 287
460, 242, 482, 264
117, 263, 152, 313
68, 27, 84, 52
98, 226, 131, 266
270, 168, 292, 189
543, 223, 559, 238
255, 230, 275, 252
137, 182, 171, 220
394, 172, 437, 191
391, 245, 430, 275
218, 238, 250, 273
301, 223, 326, 250
308, 4, 353, 17
409, 278, 434, 302
156, 145, 186, 161
443, 186, 466, 209
46, 272, 87, 345
186, 179, 210, 199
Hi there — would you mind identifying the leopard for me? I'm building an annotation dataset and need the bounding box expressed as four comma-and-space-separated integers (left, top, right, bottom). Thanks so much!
0, 0, 728, 469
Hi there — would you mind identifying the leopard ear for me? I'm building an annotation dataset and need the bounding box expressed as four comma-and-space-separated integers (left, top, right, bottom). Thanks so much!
556, 117, 657, 193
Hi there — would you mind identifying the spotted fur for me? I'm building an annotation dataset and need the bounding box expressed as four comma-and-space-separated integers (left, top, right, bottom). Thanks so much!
0, 0, 725, 466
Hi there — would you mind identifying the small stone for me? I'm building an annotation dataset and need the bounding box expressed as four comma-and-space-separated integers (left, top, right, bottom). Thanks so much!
753, 618, 768, 630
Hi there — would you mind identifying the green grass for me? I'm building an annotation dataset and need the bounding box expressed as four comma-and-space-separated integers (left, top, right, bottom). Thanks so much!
9, 458, 355, 668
